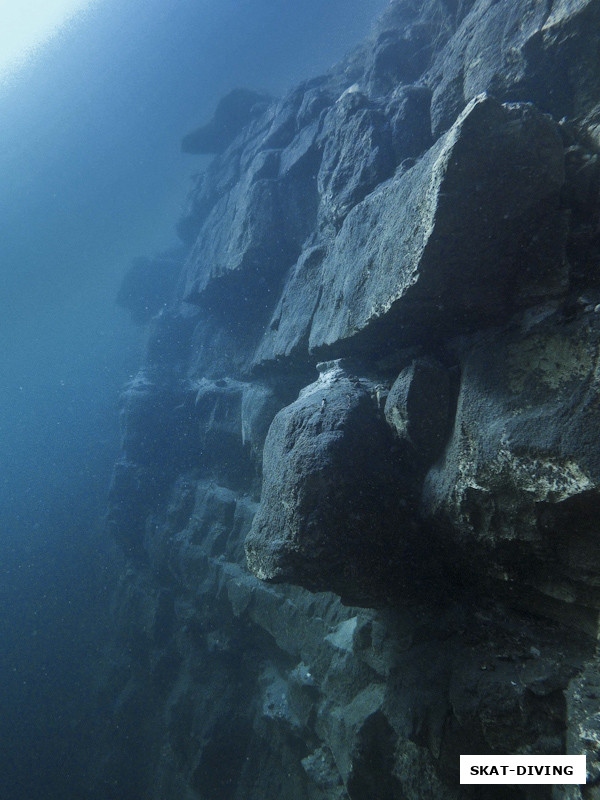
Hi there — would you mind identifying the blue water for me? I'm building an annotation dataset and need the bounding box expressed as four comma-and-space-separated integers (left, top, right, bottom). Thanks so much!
0, 0, 387, 796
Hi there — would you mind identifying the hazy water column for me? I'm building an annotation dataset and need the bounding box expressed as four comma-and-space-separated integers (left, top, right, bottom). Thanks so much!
0, 0, 388, 797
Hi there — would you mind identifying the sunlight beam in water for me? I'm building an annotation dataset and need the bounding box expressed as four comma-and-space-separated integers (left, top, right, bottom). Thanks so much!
0, 0, 95, 78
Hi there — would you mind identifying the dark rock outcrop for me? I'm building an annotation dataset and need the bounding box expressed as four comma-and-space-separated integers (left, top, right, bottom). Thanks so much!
100, 1, 600, 797
384, 357, 452, 467
422, 306, 600, 634
246, 360, 426, 605
116, 249, 185, 324
181, 88, 272, 154
308, 94, 567, 358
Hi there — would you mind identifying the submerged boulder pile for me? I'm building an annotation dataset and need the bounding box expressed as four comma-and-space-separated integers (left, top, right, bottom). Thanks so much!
100, 0, 600, 797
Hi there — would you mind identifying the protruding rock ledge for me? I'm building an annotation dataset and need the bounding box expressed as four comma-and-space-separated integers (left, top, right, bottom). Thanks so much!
181, 88, 272, 155
308, 94, 567, 357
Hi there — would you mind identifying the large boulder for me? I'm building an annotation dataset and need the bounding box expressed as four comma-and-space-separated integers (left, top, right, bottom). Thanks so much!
254, 93, 567, 371
245, 361, 426, 606
308, 94, 567, 358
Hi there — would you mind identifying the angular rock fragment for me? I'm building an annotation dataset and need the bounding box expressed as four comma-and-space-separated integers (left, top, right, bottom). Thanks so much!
317, 90, 395, 230
240, 383, 282, 465
252, 245, 327, 369
193, 378, 250, 486
179, 142, 319, 325
180, 177, 296, 310
192, 378, 280, 487
309, 93, 566, 357
385, 83, 432, 164
384, 358, 451, 468
367, 27, 432, 95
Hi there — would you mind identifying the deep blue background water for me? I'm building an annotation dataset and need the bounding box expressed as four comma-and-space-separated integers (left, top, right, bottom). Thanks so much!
0, 0, 387, 796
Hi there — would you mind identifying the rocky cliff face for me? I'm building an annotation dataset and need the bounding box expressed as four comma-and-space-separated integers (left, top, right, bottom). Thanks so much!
101, 1, 600, 797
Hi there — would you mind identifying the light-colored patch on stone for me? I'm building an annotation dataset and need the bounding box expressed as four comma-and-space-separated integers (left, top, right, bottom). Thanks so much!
325, 617, 359, 652
507, 332, 593, 392
446, 428, 593, 543
491, 441, 594, 503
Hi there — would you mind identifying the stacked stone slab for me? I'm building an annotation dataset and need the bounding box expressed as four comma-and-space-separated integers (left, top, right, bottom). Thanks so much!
102, 1, 600, 797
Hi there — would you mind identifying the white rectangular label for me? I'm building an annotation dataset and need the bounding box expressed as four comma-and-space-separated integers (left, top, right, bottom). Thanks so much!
460, 755, 586, 784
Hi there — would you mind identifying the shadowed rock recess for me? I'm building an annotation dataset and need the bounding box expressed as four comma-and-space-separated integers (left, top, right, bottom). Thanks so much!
100, 1, 600, 797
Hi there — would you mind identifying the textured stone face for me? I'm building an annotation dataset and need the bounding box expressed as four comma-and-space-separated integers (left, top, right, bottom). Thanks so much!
245, 361, 420, 605
308, 94, 566, 356
424, 310, 600, 524
384, 358, 451, 467
317, 91, 396, 229
422, 308, 600, 631
428, 0, 600, 136
178, 97, 321, 320
252, 244, 327, 369
105, 0, 600, 797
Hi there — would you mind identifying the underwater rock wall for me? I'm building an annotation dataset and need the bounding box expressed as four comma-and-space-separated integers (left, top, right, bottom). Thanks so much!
100, 1, 600, 797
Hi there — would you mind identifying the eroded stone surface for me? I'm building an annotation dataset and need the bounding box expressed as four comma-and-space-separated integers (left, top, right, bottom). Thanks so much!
427, 0, 600, 137
103, 1, 600, 797
308, 94, 566, 357
384, 358, 452, 467
423, 309, 600, 632
245, 361, 420, 605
